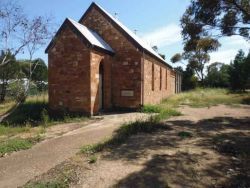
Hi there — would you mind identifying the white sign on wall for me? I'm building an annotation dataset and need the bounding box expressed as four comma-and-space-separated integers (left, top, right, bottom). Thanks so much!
121, 90, 134, 97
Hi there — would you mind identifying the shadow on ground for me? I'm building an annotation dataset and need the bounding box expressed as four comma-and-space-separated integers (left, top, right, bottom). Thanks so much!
103, 116, 250, 188
115, 152, 215, 188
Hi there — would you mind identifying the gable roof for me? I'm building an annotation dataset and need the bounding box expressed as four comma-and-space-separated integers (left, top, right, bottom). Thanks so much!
79, 2, 172, 69
45, 18, 114, 55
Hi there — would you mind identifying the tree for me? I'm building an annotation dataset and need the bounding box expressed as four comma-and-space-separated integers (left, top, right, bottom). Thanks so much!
151, 45, 166, 59
171, 53, 182, 64
30, 59, 48, 92
31, 59, 48, 82
159, 53, 166, 60
205, 62, 230, 87
181, 0, 250, 49
17, 59, 48, 93
0, 1, 53, 67
172, 38, 220, 85
179, 64, 198, 91
0, 51, 20, 101
0, 0, 53, 102
152, 46, 158, 52
245, 51, 250, 88
229, 50, 250, 90
171, 58, 198, 91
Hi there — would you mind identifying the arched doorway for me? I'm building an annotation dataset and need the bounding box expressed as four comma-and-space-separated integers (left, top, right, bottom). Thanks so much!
99, 63, 104, 111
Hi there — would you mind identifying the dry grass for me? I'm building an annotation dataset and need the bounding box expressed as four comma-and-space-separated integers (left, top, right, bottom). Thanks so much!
161, 88, 250, 108
0, 94, 48, 138
0, 94, 88, 155
0, 99, 15, 116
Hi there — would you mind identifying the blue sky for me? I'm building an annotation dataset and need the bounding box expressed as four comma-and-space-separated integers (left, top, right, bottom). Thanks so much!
17, 0, 249, 67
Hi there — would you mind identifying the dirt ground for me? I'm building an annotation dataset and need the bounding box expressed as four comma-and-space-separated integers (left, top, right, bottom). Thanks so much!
0, 113, 148, 188
27, 105, 250, 188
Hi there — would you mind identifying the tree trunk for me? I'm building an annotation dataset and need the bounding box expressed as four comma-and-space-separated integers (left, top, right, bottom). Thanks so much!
0, 82, 7, 102
200, 74, 205, 87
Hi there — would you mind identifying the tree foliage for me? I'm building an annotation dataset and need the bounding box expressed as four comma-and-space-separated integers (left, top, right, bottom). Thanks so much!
172, 38, 220, 85
31, 59, 48, 82
179, 0, 250, 90
181, 0, 250, 49
228, 50, 250, 91
182, 64, 198, 91
174, 65, 198, 91
0, 51, 48, 102
18, 59, 48, 93
205, 62, 230, 87
0, 51, 20, 101
171, 53, 182, 64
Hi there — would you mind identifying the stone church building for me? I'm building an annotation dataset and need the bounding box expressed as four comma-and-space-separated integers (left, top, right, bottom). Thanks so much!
46, 2, 182, 115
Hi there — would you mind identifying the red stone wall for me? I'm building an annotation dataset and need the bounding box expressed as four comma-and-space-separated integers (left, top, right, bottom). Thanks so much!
48, 6, 179, 115
81, 7, 142, 109
48, 25, 91, 114
143, 54, 175, 105
170, 70, 176, 95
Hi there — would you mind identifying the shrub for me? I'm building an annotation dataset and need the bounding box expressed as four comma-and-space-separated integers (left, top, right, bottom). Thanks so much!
141, 105, 162, 113
88, 155, 97, 164
41, 109, 49, 127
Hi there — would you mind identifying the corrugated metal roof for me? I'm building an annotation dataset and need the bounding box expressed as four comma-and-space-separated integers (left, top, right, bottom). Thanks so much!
68, 18, 114, 53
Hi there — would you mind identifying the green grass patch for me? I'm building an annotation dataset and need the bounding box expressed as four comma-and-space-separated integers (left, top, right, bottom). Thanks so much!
0, 94, 88, 138
155, 108, 181, 121
0, 136, 42, 156
141, 105, 162, 113
178, 131, 193, 139
2, 95, 49, 126
142, 104, 181, 121
0, 125, 31, 137
88, 155, 97, 164
161, 88, 250, 108
1, 94, 88, 127
2, 101, 48, 126
81, 105, 180, 155
81, 113, 176, 155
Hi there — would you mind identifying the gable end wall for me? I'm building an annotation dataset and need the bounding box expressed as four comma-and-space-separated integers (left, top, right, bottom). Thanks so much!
48, 25, 91, 114
81, 7, 143, 109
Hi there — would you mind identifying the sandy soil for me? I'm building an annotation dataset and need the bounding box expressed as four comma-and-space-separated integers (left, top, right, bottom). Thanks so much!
28, 105, 250, 188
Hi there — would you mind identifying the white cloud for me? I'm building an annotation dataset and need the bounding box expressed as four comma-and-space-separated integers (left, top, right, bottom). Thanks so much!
141, 24, 182, 48
210, 49, 237, 64
140, 24, 249, 66
221, 35, 249, 49
210, 36, 249, 64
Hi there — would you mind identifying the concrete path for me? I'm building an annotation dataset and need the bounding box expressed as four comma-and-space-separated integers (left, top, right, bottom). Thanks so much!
0, 113, 146, 188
